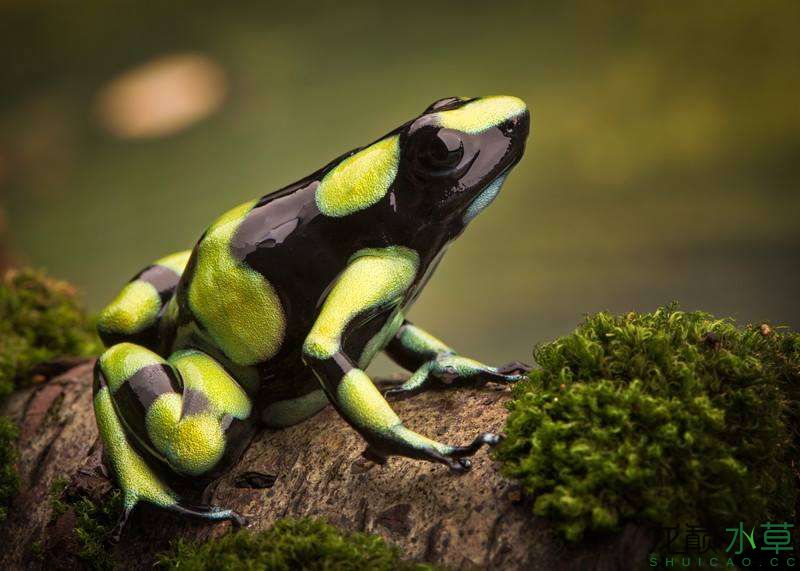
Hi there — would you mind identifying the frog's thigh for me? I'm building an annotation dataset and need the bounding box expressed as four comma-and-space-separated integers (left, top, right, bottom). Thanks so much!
93, 343, 252, 521
187, 199, 286, 366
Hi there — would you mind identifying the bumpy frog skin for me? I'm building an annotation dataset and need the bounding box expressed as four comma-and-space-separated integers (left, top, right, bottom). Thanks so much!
94, 95, 531, 527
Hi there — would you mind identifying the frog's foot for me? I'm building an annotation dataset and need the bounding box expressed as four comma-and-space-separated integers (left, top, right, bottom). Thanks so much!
109, 500, 247, 543
361, 423, 502, 474
172, 502, 248, 527
426, 432, 502, 473
383, 322, 530, 397
384, 355, 528, 398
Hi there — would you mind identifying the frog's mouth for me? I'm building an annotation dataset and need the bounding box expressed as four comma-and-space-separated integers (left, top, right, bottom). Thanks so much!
462, 173, 508, 224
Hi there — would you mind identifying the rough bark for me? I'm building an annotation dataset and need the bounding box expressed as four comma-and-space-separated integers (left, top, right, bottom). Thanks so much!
0, 361, 656, 570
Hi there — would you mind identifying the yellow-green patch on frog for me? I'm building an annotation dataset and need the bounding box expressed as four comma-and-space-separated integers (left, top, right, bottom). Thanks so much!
187, 200, 287, 365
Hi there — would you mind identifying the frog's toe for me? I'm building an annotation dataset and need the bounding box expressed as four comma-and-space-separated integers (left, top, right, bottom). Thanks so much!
231, 511, 249, 528
449, 457, 472, 473
427, 450, 472, 473
496, 360, 532, 377
108, 506, 133, 544
173, 502, 247, 526
449, 431, 503, 458
432, 432, 503, 472
383, 385, 420, 399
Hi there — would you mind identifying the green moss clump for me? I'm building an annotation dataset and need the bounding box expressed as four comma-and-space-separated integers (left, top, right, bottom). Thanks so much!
72, 490, 123, 570
29, 539, 44, 561
0, 268, 101, 398
0, 416, 19, 523
48, 476, 70, 519
495, 305, 800, 542
48, 483, 123, 571
0, 268, 101, 523
156, 518, 435, 571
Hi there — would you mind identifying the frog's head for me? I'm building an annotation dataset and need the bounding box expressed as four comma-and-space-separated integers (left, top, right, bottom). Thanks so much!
313, 95, 529, 240
398, 95, 529, 229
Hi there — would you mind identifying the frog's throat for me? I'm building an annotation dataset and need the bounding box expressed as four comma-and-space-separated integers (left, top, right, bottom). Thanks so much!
462, 173, 508, 224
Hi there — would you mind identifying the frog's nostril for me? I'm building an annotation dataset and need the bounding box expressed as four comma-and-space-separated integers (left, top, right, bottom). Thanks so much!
508, 108, 531, 140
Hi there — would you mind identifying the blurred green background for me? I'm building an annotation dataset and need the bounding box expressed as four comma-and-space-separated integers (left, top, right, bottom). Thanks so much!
2, 1, 798, 374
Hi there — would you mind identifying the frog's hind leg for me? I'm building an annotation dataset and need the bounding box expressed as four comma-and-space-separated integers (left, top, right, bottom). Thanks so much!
97, 250, 192, 351
93, 342, 254, 527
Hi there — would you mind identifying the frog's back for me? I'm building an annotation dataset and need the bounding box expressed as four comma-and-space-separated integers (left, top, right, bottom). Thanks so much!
169, 177, 360, 376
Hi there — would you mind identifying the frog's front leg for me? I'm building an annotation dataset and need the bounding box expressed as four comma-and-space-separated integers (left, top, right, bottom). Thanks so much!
301, 246, 498, 472
383, 321, 530, 397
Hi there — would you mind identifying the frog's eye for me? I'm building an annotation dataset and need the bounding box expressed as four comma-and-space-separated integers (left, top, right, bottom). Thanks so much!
418, 129, 464, 173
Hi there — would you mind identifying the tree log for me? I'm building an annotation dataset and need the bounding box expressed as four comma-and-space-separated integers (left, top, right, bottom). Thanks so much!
0, 361, 656, 570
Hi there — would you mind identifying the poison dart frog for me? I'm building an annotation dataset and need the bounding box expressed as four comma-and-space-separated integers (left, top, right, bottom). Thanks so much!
94, 95, 531, 527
